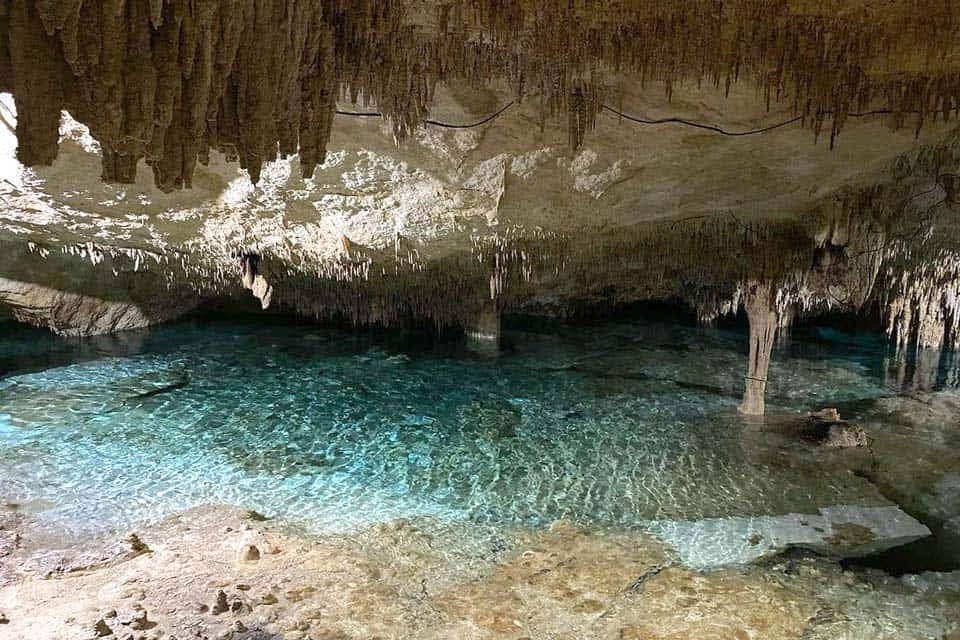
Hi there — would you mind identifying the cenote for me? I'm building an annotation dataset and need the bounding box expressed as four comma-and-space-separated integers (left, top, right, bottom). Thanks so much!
2, 313, 958, 576
3, 3, 960, 637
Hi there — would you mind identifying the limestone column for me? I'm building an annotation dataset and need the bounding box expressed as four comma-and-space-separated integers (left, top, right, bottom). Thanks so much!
739, 281, 779, 416
466, 301, 501, 353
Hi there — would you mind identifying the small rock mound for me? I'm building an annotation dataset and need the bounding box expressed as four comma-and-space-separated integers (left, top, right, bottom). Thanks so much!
237, 543, 261, 563
800, 408, 870, 448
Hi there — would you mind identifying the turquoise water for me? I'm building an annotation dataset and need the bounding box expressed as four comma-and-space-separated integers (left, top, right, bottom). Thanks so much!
0, 317, 954, 543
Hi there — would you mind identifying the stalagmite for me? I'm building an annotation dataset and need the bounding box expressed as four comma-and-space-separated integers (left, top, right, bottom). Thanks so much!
465, 300, 501, 353
739, 281, 780, 416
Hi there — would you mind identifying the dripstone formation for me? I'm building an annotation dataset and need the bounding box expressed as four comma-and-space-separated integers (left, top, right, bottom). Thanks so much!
1, 0, 958, 190
1, 1, 960, 415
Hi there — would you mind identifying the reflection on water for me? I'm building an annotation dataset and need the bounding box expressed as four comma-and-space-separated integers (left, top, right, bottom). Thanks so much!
0, 318, 955, 550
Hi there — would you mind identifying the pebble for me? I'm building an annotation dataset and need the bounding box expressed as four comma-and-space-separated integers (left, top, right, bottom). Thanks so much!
121, 588, 147, 601
279, 619, 300, 632
284, 587, 316, 603
118, 605, 149, 630
297, 606, 323, 621
0, 612, 8, 624
124, 533, 150, 553
212, 590, 230, 615
257, 593, 278, 606
237, 544, 260, 563
93, 618, 113, 636
257, 612, 279, 624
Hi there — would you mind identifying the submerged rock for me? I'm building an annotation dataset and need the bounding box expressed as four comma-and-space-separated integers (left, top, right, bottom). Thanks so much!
647, 505, 930, 569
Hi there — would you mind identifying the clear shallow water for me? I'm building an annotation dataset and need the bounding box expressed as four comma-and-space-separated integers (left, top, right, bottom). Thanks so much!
0, 317, 956, 544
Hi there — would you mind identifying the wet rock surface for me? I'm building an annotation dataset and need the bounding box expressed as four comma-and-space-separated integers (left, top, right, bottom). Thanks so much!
843, 390, 960, 569
799, 409, 871, 449
648, 505, 930, 569
0, 504, 956, 640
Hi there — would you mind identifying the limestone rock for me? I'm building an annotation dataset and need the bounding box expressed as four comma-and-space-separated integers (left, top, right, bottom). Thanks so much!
800, 409, 871, 449
19, 536, 148, 578
943, 516, 960, 554
117, 605, 149, 630
0, 277, 196, 337
237, 544, 260, 563
647, 505, 930, 569
212, 590, 230, 615
124, 534, 150, 555
2, 0, 956, 190
93, 617, 113, 636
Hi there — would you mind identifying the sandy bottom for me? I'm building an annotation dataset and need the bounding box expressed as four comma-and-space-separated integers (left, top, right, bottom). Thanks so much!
1, 503, 959, 640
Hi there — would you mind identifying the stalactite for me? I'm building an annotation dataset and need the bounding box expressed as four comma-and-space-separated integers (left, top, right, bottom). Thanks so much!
6, 0, 64, 166
4, 123, 959, 351
0, 0, 958, 187
9, 190, 960, 351
882, 255, 960, 352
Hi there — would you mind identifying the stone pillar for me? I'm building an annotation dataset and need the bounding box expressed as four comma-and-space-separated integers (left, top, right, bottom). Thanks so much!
739, 281, 779, 416
466, 302, 501, 353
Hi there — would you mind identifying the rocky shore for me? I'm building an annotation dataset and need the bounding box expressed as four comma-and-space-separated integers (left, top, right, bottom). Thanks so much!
1, 503, 959, 640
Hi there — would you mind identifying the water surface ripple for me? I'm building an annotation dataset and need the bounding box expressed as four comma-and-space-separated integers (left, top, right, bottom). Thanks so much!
0, 318, 952, 543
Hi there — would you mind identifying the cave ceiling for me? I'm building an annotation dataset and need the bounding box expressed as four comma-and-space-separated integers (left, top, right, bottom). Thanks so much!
0, 0, 958, 338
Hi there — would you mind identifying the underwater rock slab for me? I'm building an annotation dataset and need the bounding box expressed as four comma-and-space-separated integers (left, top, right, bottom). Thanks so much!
647, 505, 930, 570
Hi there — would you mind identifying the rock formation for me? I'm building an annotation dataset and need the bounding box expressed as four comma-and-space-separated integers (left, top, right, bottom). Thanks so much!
799, 408, 871, 448
738, 281, 779, 416
0, 277, 195, 335
239, 252, 273, 310
0, 0, 958, 190
0, 2, 959, 414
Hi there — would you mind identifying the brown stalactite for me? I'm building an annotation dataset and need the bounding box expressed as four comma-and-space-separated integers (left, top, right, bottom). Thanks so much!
0, 0, 958, 189
8, 0, 64, 166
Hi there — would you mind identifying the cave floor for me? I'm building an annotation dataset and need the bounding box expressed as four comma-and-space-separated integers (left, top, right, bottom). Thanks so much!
0, 504, 959, 640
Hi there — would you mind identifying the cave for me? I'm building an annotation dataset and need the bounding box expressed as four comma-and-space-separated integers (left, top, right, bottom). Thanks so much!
1, 2, 960, 639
